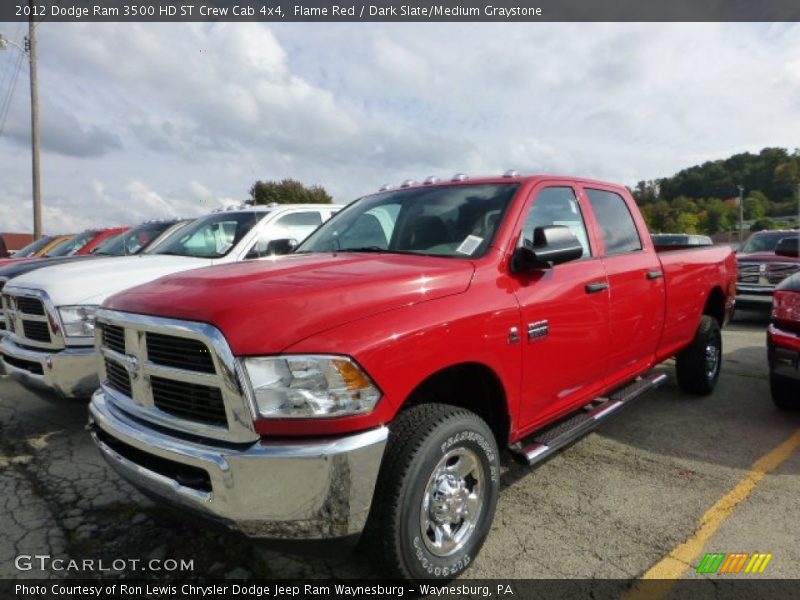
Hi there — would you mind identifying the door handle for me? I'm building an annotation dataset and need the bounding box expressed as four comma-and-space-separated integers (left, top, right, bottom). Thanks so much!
585, 281, 609, 294
647, 270, 664, 280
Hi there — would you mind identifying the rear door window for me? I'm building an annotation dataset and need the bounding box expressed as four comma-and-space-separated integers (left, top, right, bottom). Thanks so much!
585, 189, 642, 255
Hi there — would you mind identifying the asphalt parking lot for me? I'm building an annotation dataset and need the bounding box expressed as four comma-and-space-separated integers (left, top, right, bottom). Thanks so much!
1, 310, 798, 582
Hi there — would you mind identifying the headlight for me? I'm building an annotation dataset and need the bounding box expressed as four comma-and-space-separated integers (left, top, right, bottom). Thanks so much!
58, 305, 98, 337
243, 355, 381, 419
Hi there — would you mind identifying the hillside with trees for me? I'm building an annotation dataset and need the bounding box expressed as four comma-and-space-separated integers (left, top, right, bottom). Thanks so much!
633, 147, 800, 234
248, 179, 332, 206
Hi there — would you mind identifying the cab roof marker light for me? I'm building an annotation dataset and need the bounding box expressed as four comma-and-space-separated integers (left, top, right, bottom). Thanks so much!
378, 184, 391, 191
400, 179, 416, 188
503, 169, 520, 178
423, 176, 440, 185
452, 173, 468, 182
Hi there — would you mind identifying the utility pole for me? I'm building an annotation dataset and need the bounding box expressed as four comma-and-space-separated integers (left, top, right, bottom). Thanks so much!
737, 185, 744, 246
28, 1, 43, 240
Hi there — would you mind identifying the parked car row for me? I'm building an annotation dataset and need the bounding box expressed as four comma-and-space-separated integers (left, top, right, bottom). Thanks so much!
0, 228, 130, 268
0, 220, 185, 336
0, 203, 340, 397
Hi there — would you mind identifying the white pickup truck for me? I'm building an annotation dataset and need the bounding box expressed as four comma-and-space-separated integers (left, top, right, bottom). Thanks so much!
0, 203, 339, 398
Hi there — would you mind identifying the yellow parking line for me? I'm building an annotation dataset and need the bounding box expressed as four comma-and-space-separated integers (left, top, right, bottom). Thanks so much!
626, 429, 800, 599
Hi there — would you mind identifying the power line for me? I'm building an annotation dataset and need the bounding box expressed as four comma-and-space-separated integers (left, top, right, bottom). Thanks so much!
0, 23, 24, 103
0, 44, 25, 137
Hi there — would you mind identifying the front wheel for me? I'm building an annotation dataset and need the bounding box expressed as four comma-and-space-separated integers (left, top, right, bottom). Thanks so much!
364, 403, 500, 579
676, 315, 722, 396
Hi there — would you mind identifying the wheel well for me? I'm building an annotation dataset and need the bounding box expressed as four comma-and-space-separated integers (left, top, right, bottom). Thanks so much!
403, 363, 511, 447
704, 286, 725, 325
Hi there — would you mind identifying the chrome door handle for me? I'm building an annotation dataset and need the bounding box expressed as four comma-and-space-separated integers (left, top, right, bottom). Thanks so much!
585, 281, 609, 294
647, 270, 664, 280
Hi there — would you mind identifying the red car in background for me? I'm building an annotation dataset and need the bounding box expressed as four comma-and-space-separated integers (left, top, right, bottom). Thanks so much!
768, 269, 800, 410
43, 227, 129, 258
0, 228, 130, 269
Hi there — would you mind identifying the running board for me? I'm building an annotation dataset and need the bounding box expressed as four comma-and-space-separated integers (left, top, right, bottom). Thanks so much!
510, 373, 667, 466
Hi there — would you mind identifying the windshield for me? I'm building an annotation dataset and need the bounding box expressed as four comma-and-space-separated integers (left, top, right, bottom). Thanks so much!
143, 220, 192, 254
13, 236, 56, 257
153, 212, 264, 258
45, 231, 97, 256
297, 184, 519, 258
740, 232, 795, 254
94, 221, 175, 256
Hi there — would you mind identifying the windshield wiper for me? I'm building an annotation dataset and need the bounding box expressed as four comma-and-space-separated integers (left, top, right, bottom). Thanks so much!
336, 246, 388, 253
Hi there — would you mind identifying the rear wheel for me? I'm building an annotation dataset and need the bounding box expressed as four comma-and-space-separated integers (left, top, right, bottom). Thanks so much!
770, 374, 799, 410
364, 403, 499, 579
676, 315, 722, 396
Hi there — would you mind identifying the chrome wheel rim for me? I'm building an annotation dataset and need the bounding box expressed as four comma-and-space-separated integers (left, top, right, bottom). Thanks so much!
420, 447, 484, 557
705, 338, 720, 381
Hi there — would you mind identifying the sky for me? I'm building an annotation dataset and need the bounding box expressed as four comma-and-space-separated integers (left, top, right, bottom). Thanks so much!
0, 22, 799, 233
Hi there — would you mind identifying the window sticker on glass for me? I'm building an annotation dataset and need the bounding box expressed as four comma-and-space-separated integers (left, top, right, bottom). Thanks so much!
456, 235, 483, 255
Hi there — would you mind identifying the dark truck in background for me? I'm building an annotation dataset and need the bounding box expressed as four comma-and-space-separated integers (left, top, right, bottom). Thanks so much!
88, 174, 737, 578
736, 230, 800, 311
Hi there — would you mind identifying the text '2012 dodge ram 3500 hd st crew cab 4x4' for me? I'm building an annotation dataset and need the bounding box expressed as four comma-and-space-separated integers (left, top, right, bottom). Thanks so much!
87, 175, 737, 578
0, 204, 339, 398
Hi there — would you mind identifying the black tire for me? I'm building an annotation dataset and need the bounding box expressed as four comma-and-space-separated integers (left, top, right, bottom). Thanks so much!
363, 403, 499, 579
770, 374, 799, 410
676, 315, 722, 396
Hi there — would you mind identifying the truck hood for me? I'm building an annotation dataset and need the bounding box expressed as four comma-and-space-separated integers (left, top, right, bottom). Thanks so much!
105, 253, 476, 355
8, 255, 212, 305
737, 252, 800, 263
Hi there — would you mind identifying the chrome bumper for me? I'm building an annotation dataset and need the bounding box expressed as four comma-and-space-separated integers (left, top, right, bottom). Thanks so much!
0, 335, 97, 398
88, 389, 388, 540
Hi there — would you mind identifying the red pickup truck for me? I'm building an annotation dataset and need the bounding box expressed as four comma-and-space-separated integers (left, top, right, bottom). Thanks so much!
88, 175, 736, 578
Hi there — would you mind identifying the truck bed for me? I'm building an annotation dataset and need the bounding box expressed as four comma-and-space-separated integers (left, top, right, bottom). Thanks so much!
656, 244, 737, 360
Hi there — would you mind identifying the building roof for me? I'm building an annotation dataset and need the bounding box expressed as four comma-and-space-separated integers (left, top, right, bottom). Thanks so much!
0, 232, 34, 251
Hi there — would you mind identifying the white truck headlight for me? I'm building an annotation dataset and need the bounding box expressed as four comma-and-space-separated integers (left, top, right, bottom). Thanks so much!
58, 305, 98, 337
242, 355, 381, 419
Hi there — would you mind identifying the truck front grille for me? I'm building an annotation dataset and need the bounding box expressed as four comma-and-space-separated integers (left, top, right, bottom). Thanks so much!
22, 320, 51, 343
2, 291, 61, 349
104, 358, 132, 396
151, 376, 227, 425
102, 325, 126, 354
767, 263, 799, 285
96, 312, 258, 443
146, 332, 215, 373
16, 297, 45, 315
737, 262, 761, 284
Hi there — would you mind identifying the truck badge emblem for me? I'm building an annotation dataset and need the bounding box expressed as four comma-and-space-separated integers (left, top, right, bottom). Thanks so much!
124, 354, 140, 380
528, 320, 549, 341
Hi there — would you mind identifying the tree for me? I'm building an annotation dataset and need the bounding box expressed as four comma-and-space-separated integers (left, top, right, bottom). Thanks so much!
750, 218, 777, 232
248, 179, 332, 205
701, 199, 735, 234
675, 212, 700, 234
743, 192, 768, 220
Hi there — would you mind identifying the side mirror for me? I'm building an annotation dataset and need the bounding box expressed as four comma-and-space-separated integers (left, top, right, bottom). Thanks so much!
511, 226, 583, 272
775, 236, 800, 258
265, 238, 298, 256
